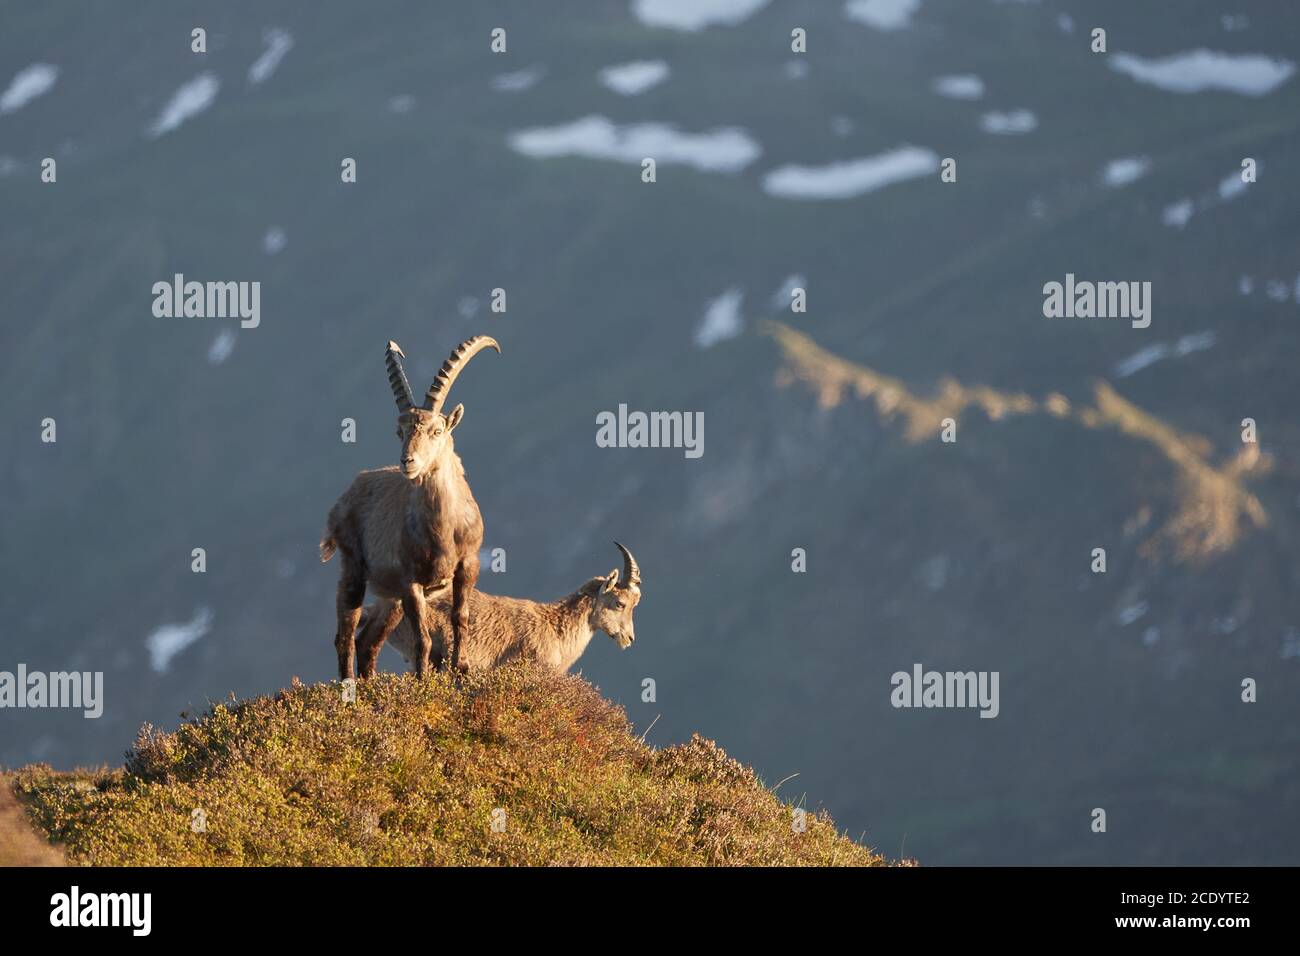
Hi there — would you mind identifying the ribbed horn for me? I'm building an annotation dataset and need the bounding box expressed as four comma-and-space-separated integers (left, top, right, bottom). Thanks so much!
614, 541, 641, 589
424, 336, 501, 414
385, 341, 415, 411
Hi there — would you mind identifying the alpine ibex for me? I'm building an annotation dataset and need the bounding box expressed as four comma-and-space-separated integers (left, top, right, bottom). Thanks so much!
321, 336, 500, 679
355, 542, 643, 675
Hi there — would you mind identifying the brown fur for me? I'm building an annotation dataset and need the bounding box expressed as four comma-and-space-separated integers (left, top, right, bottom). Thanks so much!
357, 549, 642, 675
322, 337, 499, 680
321, 450, 484, 678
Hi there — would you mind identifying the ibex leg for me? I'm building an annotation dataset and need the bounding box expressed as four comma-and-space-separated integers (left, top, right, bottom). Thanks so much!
401, 587, 433, 677
356, 600, 404, 678
449, 557, 479, 674
334, 557, 365, 680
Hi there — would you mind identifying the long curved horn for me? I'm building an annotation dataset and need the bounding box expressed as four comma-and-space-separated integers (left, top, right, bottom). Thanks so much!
425, 336, 501, 413
614, 541, 641, 589
385, 341, 415, 411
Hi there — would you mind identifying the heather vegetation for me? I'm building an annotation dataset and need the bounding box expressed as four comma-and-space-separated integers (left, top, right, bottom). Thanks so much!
9, 665, 887, 866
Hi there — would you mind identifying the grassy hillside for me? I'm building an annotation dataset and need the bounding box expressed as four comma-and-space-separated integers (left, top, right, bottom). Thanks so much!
8, 665, 888, 866
0, 779, 64, 866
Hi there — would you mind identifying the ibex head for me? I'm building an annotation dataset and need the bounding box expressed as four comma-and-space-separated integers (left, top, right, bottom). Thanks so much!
589, 542, 642, 649
384, 337, 501, 479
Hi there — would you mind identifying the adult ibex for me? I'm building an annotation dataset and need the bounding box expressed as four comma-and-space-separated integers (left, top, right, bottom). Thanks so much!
321, 336, 500, 679
356, 542, 643, 675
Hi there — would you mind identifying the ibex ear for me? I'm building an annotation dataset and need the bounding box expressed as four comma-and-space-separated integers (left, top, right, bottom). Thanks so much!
603, 569, 620, 592
446, 403, 465, 432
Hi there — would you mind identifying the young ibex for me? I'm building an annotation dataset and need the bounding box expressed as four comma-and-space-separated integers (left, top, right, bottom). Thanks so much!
321, 336, 500, 679
355, 542, 643, 675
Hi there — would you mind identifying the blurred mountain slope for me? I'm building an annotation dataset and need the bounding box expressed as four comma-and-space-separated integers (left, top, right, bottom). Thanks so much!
1, 0, 1298, 863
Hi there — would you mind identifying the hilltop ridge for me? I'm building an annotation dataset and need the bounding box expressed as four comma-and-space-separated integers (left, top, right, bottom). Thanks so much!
8, 664, 889, 866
